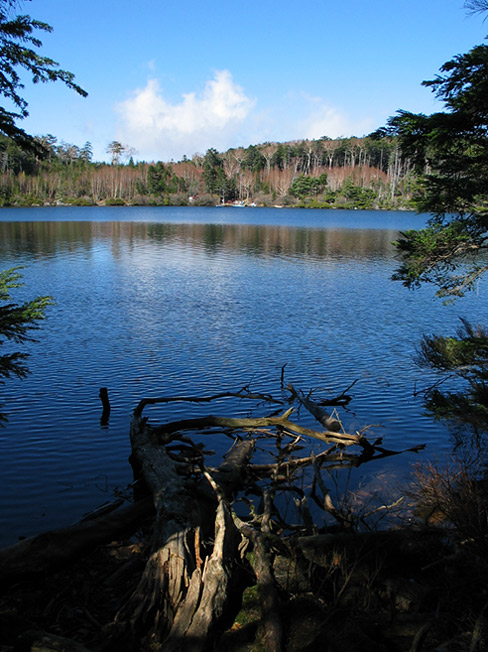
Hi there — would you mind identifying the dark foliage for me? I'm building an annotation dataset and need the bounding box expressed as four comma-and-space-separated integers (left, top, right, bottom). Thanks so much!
0, 267, 52, 421
0, 0, 86, 153
378, 43, 488, 298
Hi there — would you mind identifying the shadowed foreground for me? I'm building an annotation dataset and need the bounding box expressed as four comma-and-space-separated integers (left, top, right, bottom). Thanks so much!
1, 384, 487, 651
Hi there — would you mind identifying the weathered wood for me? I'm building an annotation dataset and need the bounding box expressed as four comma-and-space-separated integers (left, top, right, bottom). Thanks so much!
133, 387, 282, 418
287, 383, 341, 431
211, 439, 255, 494
111, 411, 250, 650
1, 382, 433, 652
234, 513, 284, 652
249, 447, 350, 476
0, 497, 154, 586
163, 499, 241, 652
153, 409, 361, 446
112, 416, 199, 643
109, 389, 424, 650
99, 386, 111, 426
80, 498, 123, 521
316, 378, 358, 406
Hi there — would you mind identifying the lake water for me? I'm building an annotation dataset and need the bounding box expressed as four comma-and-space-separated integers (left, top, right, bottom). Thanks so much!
0, 206, 486, 547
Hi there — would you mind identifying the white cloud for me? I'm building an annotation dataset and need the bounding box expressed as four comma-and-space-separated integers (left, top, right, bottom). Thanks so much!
300, 98, 375, 140
241, 92, 376, 146
116, 75, 377, 161
116, 70, 255, 160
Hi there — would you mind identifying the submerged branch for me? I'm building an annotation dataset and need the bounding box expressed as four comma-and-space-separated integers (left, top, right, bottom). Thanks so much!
287, 383, 342, 431
134, 387, 283, 417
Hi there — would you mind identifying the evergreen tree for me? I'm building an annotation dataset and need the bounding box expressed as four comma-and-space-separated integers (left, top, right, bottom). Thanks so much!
214, 166, 231, 203
147, 162, 167, 195
465, 0, 488, 16
378, 42, 488, 299
0, 267, 52, 422
79, 141, 93, 163
289, 173, 327, 199
242, 145, 265, 172
379, 33, 488, 435
0, 133, 36, 173
202, 148, 223, 195
0, 0, 87, 152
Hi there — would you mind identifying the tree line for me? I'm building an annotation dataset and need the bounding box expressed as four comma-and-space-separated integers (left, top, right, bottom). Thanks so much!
0, 133, 419, 210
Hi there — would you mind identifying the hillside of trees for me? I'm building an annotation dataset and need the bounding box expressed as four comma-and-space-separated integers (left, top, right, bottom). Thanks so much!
0, 134, 420, 210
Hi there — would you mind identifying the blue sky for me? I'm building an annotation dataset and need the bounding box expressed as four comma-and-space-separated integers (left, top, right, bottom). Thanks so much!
14, 0, 488, 162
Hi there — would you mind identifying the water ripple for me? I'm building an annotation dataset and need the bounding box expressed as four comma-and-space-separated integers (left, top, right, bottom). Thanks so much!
0, 208, 485, 546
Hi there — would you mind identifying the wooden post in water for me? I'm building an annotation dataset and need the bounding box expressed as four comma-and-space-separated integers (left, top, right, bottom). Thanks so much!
99, 387, 111, 426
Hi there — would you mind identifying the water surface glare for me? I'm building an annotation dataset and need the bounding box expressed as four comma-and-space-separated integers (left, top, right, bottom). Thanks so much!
0, 207, 485, 546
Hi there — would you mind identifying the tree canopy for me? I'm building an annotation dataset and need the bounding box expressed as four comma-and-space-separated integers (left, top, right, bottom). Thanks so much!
377, 30, 488, 436
465, 0, 488, 17
375, 42, 488, 299
0, 0, 87, 152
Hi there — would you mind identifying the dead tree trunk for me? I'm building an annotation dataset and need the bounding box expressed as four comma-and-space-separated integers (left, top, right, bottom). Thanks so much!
111, 409, 251, 651
287, 383, 341, 431
108, 388, 422, 650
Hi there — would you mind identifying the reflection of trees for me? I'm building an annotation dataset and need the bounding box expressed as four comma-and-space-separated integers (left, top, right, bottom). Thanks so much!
0, 220, 399, 262
0, 221, 95, 258
416, 319, 488, 439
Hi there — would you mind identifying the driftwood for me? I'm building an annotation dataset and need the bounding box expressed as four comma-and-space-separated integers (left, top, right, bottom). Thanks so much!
287, 383, 341, 431
107, 382, 425, 650
234, 514, 283, 652
133, 387, 283, 417
99, 386, 111, 426
110, 408, 252, 651
153, 408, 361, 446
233, 487, 285, 652
316, 378, 358, 406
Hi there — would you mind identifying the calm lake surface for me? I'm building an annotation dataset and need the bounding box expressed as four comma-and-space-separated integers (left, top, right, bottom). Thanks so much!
0, 206, 486, 547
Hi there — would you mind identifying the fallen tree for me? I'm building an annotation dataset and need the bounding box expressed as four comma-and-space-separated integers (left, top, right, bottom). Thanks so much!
105, 382, 425, 651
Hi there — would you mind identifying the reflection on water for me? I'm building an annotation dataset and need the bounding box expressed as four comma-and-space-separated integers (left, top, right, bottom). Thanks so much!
0, 207, 485, 547
0, 219, 400, 262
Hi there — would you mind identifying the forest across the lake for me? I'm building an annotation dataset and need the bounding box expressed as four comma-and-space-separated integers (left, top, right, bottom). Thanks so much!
0, 134, 417, 211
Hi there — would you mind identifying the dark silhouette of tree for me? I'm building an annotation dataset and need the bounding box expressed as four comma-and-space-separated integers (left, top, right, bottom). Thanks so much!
465, 0, 488, 18
377, 42, 488, 299
378, 24, 488, 435
0, 0, 87, 153
417, 319, 488, 435
0, 267, 52, 423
